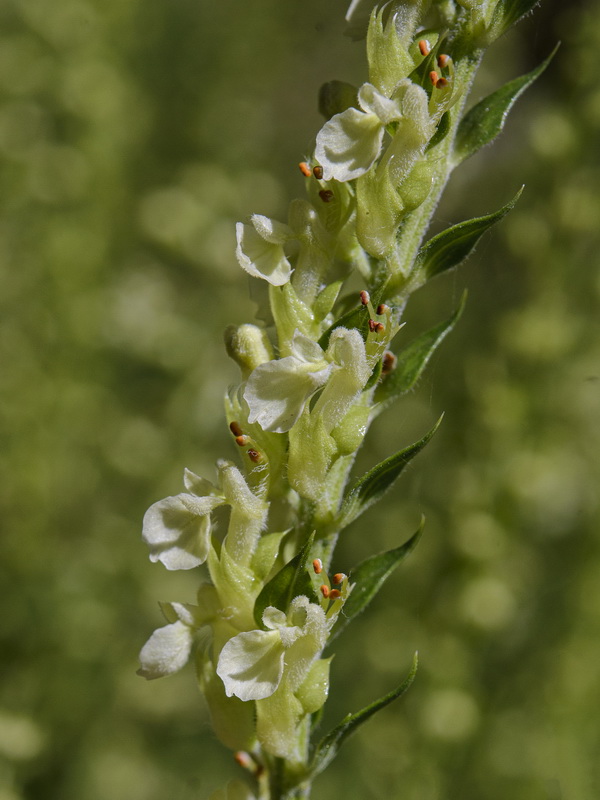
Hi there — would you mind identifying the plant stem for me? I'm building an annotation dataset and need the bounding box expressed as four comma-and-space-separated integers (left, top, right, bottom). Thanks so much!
392, 51, 484, 295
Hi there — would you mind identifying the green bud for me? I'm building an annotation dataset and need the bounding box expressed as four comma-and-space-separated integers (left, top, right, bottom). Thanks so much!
318, 80, 359, 120
296, 657, 332, 714
331, 404, 371, 455
356, 165, 406, 259
224, 323, 274, 379
397, 157, 435, 211
197, 656, 256, 751
269, 282, 316, 356
367, 7, 412, 96
288, 412, 336, 502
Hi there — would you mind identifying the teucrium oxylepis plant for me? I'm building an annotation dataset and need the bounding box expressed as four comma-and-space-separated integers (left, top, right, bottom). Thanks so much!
138, 1, 552, 797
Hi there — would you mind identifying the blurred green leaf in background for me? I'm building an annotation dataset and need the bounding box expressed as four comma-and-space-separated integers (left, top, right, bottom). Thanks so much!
1, 1, 598, 798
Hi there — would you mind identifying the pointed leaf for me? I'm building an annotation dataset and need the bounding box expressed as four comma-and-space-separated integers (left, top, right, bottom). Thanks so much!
374, 293, 466, 409
414, 189, 522, 284
308, 653, 418, 778
453, 46, 557, 164
254, 532, 317, 626
329, 519, 424, 643
338, 417, 442, 528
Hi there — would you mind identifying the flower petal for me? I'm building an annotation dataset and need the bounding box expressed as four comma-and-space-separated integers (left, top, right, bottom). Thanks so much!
219, 462, 268, 520
244, 356, 331, 433
250, 214, 291, 244
235, 220, 292, 286
314, 327, 371, 432
217, 629, 284, 701
137, 621, 193, 680
183, 467, 219, 496
315, 107, 384, 182
142, 493, 223, 570
358, 82, 402, 125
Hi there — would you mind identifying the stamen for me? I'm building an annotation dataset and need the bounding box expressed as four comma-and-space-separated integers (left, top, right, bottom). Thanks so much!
235, 435, 249, 447
360, 290, 370, 306
429, 71, 439, 86
298, 161, 312, 177
332, 572, 346, 585
319, 189, 334, 203
437, 54, 450, 69
313, 558, 323, 574
248, 449, 262, 463
418, 39, 430, 57
382, 351, 397, 375
436, 77, 449, 88
229, 421, 243, 437
376, 303, 389, 316
375, 322, 385, 334
328, 589, 342, 599
320, 584, 330, 598
368, 319, 378, 332
313, 165, 324, 179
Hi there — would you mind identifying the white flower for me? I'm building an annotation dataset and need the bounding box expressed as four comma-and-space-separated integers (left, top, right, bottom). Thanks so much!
315, 80, 433, 183
137, 601, 212, 680
142, 469, 226, 570
235, 215, 293, 285
142, 465, 266, 571
216, 597, 328, 701
243, 327, 370, 434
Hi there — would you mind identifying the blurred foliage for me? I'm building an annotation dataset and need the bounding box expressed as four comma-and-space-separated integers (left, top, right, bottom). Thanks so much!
0, 1, 598, 799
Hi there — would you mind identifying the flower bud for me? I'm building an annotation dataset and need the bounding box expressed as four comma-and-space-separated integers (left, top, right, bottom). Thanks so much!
224, 324, 274, 379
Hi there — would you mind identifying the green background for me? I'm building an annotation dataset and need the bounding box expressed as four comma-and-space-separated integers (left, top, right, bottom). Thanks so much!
1, 1, 598, 798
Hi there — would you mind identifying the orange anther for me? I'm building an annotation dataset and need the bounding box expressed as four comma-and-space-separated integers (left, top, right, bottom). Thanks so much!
375, 322, 385, 334
235, 435, 249, 447
360, 290, 370, 306
298, 161, 312, 177
418, 39, 430, 57
229, 421, 243, 437
319, 189, 334, 203
376, 303, 389, 315
429, 71, 439, 86
437, 54, 450, 69
329, 589, 342, 599
332, 573, 346, 585
436, 77, 449, 88
313, 558, 323, 574
313, 165, 324, 179
382, 351, 397, 375
248, 449, 262, 463
368, 319, 377, 332
320, 585, 330, 598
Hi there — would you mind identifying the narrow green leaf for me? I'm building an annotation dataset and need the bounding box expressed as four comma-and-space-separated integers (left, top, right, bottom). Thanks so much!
374, 293, 466, 408
339, 417, 442, 528
253, 532, 317, 627
329, 519, 424, 643
414, 188, 522, 284
453, 46, 558, 165
308, 654, 418, 778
